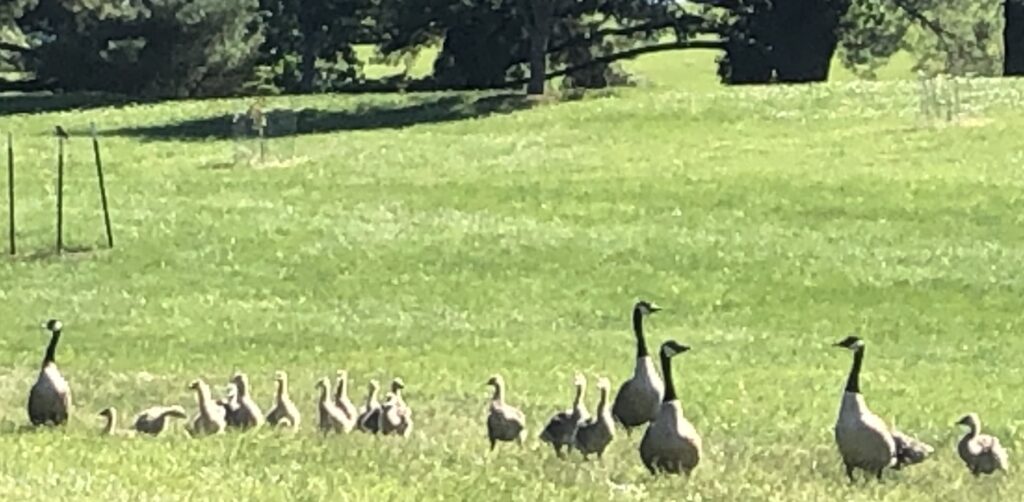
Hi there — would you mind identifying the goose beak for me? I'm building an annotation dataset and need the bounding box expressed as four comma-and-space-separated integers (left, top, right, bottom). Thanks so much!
650, 305, 662, 312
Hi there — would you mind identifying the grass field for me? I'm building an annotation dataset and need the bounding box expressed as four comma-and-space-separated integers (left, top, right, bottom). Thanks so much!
1, 53, 1024, 500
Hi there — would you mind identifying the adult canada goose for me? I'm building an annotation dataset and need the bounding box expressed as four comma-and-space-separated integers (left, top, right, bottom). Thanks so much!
612, 301, 664, 433
639, 341, 702, 475
357, 380, 382, 433
380, 378, 413, 437
266, 371, 301, 429
575, 377, 615, 460
98, 407, 134, 437
133, 405, 189, 436
316, 377, 354, 433
956, 413, 1009, 476
540, 373, 590, 457
832, 336, 896, 482
229, 372, 264, 430
28, 319, 72, 426
485, 374, 527, 451
334, 370, 358, 421
187, 379, 226, 436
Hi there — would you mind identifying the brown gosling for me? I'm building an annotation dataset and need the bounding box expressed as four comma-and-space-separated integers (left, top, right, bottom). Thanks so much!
334, 370, 358, 421
486, 374, 526, 451
98, 407, 134, 437
316, 377, 354, 433
380, 378, 413, 437
266, 371, 301, 430
574, 377, 615, 460
956, 413, 1009, 476
229, 372, 264, 430
133, 405, 188, 436
216, 383, 242, 428
356, 380, 382, 434
540, 372, 590, 458
186, 378, 226, 437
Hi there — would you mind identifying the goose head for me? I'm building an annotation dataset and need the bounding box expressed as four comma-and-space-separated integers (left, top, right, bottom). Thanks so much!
98, 407, 115, 419
368, 379, 380, 393
274, 370, 288, 384
41, 319, 63, 332
572, 372, 586, 388
485, 374, 505, 389
956, 413, 980, 429
230, 372, 250, 394
390, 378, 405, 393
660, 340, 691, 358
188, 379, 207, 392
833, 335, 864, 351
336, 369, 349, 382
596, 376, 611, 391
315, 377, 330, 392
634, 300, 661, 317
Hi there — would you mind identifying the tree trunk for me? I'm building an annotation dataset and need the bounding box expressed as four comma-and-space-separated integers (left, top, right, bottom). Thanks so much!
525, 0, 555, 95
1006, 0, 1024, 75
771, 0, 847, 82
300, 31, 319, 93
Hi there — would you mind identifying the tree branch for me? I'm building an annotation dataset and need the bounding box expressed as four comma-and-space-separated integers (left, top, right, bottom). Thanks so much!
889, 0, 955, 49
0, 42, 31, 54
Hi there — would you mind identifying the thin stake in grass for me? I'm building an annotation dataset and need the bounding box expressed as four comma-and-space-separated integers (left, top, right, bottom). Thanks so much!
6, 132, 13, 255
55, 127, 65, 254
91, 123, 114, 248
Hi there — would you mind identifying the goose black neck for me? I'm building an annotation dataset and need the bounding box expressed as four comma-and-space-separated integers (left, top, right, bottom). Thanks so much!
633, 308, 648, 358
660, 351, 678, 403
43, 329, 61, 367
845, 346, 864, 393
334, 380, 344, 402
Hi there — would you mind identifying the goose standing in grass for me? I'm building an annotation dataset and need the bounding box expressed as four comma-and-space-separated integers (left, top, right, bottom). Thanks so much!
133, 405, 189, 436
639, 341, 702, 475
485, 374, 527, 451
540, 373, 590, 457
266, 371, 301, 429
891, 427, 934, 470
612, 301, 664, 433
380, 378, 413, 437
334, 370, 358, 421
316, 377, 354, 433
575, 377, 615, 460
832, 335, 896, 482
956, 413, 1009, 476
28, 319, 72, 426
229, 372, 264, 430
98, 407, 134, 437
187, 379, 226, 436
357, 380, 382, 433
217, 383, 242, 428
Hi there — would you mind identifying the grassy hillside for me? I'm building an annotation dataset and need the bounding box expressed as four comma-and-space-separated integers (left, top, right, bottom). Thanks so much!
0, 55, 1022, 500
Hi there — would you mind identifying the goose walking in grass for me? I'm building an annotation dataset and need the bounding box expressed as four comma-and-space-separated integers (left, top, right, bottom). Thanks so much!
575, 377, 615, 460
486, 374, 527, 451
832, 336, 896, 482
229, 372, 263, 430
187, 379, 226, 437
956, 413, 1009, 476
380, 378, 413, 437
316, 377, 355, 433
639, 341, 702, 475
612, 301, 664, 434
98, 407, 135, 437
28, 319, 72, 426
357, 380, 382, 434
266, 371, 301, 429
334, 370, 358, 421
133, 405, 189, 436
540, 373, 590, 458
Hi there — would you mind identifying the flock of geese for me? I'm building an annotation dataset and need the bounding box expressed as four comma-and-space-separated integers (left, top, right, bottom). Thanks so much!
24, 304, 1009, 481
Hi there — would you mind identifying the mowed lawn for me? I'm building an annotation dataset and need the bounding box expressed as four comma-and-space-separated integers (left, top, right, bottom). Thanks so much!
1, 54, 1024, 500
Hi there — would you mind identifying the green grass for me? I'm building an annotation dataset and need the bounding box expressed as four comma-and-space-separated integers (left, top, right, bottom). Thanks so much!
1, 54, 1023, 500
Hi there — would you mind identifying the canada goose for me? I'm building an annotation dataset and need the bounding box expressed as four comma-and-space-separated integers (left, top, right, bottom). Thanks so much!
187, 379, 226, 436
639, 341, 702, 475
357, 380, 382, 433
380, 378, 413, 437
28, 319, 72, 426
98, 407, 135, 437
956, 413, 1009, 476
575, 377, 615, 460
334, 370, 358, 421
229, 372, 264, 430
316, 377, 354, 433
540, 373, 590, 457
133, 405, 188, 436
266, 371, 301, 429
612, 301, 664, 433
832, 336, 896, 482
217, 383, 242, 428
485, 374, 527, 451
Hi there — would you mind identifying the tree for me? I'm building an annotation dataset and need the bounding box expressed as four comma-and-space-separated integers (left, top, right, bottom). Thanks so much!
11, 0, 264, 97
1005, 0, 1024, 75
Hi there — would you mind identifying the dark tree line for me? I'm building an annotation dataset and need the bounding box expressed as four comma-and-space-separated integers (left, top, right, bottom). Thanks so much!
0, 0, 1017, 98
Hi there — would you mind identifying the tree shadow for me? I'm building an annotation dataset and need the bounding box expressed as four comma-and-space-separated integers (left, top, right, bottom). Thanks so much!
105, 93, 537, 141
0, 92, 144, 116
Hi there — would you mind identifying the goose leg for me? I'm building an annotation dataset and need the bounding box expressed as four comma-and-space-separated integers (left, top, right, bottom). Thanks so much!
844, 464, 855, 483
490, 438, 497, 451
874, 469, 884, 482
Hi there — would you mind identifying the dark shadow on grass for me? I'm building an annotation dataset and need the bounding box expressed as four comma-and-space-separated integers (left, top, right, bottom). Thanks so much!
105, 93, 536, 141
0, 92, 144, 116
11, 244, 105, 262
